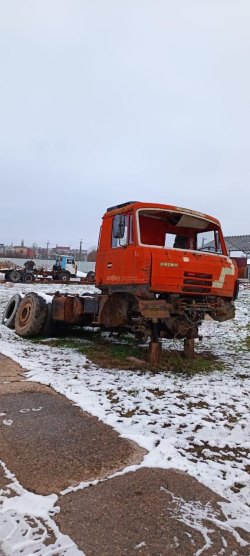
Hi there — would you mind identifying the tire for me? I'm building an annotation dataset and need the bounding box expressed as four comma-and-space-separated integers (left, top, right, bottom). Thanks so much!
15, 293, 48, 337
41, 302, 55, 336
86, 271, 95, 282
22, 271, 35, 284
2, 294, 22, 329
40, 302, 67, 337
8, 270, 22, 283
59, 272, 70, 283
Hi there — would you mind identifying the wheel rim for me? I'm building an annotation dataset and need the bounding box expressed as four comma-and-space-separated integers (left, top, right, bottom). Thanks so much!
25, 275, 33, 283
11, 271, 20, 281
19, 302, 33, 326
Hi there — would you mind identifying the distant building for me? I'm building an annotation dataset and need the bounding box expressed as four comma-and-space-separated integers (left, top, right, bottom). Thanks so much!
51, 245, 87, 261
52, 245, 71, 255
12, 246, 36, 258
222, 236, 250, 280
223, 235, 250, 257
14, 246, 29, 256
205, 234, 250, 280
205, 235, 250, 257
0, 243, 5, 255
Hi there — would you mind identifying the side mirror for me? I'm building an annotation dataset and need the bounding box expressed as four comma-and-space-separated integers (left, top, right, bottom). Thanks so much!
112, 214, 125, 238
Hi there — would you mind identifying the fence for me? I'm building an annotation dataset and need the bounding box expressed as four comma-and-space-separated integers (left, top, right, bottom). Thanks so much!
0, 257, 95, 273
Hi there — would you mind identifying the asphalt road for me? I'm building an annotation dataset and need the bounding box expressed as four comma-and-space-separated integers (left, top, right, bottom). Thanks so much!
1, 354, 249, 556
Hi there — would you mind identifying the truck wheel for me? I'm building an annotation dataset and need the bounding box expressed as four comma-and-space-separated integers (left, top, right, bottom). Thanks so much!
8, 270, 22, 283
15, 293, 47, 337
2, 294, 22, 328
59, 272, 70, 283
86, 271, 95, 282
41, 302, 54, 336
22, 271, 35, 284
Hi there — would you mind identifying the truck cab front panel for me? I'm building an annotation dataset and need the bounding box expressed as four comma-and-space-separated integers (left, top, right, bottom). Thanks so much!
150, 248, 236, 297
136, 207, 237, 298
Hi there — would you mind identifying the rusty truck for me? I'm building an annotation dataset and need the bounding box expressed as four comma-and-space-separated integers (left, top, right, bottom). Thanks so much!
2, 201, 239, 361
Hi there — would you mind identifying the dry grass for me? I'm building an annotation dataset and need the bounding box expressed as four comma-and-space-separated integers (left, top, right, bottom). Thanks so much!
37, 329, 225, 374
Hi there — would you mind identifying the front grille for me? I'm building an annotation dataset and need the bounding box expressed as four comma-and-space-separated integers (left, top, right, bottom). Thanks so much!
184, 279, 211, 286
182, 271, 212, 294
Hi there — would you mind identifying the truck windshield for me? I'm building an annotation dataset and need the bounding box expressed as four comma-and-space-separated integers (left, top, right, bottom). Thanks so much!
137, 209, 226, 254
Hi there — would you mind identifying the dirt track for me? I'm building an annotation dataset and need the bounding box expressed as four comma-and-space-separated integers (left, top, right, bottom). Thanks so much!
0, 354, 145, 494
1, 354, 249, 556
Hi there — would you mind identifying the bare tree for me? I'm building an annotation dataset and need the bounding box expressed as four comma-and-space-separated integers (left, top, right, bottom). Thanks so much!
87, 247, 97, 262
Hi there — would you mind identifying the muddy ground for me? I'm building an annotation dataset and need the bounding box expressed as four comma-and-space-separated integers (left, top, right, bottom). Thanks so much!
1, 354, 249, 556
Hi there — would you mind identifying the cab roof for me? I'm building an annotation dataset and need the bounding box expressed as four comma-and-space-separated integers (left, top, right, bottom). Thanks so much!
105, 201, 221, 227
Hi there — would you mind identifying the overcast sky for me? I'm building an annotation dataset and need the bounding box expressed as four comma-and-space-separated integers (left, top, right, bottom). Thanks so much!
0, 0, 249, 249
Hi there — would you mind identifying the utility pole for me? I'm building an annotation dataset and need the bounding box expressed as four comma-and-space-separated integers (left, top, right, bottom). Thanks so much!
79, 238, 83, 261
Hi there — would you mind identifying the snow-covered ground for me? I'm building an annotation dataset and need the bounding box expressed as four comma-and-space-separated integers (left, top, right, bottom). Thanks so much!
0, 282, 250, 555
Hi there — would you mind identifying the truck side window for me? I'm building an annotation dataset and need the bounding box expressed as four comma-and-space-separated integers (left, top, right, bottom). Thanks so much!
196, 230, 222, 253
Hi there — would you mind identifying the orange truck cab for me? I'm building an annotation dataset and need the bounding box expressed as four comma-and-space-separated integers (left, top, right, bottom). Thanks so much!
95, 201, 238, 341
9, 201, 239, 353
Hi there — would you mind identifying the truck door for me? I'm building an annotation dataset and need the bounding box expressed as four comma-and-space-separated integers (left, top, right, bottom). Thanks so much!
65, 257, 76, 276
102, 212, 135, 285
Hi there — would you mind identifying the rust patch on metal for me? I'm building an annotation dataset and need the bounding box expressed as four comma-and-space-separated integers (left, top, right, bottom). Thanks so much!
138, 299, 170, 319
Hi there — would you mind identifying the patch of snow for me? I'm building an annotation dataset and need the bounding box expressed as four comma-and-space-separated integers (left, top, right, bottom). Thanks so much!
0, 461, 85, 556
166, 489, 249, 553
35, 291, 54, 304
2, 420, 13, 426
135, 540, 146, 549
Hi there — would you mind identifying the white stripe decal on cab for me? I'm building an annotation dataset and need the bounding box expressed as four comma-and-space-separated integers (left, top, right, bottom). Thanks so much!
212, 263, 235, 289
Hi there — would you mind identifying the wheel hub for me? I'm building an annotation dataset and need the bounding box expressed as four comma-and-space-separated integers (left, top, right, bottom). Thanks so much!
19, 302, 32, 326
11, 271, 20, 281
